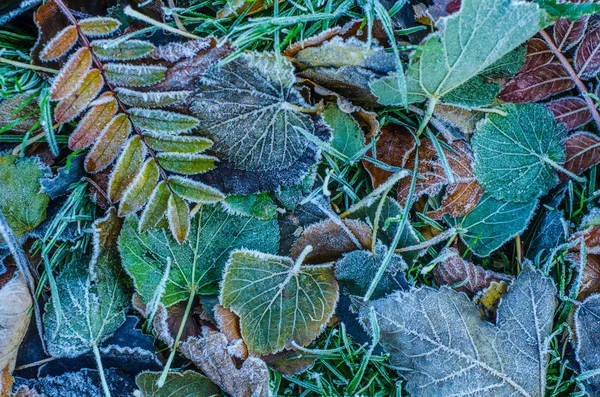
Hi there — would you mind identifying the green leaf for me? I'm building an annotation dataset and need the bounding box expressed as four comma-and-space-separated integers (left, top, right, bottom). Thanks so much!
321, 105, 365, 159
108, 135, 147, 203
157, 152, 217, 175
78, 17, 120, 37
223, 192, 278, 220
191, 52, 315, 171
369, 73, 406, 107
139, 181, 170, 232
119, 203, 280, 307
440, 75, 500, 109
119, 159, 160, 217
92, 39, 155, 60
472, 104, 566, 202
115, 88, 191, 108
0, 153, 50, 238
221, 249, 339, 355
167, 193, 189, 244
169, 176, 224, 203
360, 265, 556, 397
104, 64, 166, 87
143, 133, 213, 154
129, 108, 200, 134
405, 0, 550, 103
135, 370, 220, 397
450, 194, 537, 257
44, 209, 129, 357
536, 0, 600, 20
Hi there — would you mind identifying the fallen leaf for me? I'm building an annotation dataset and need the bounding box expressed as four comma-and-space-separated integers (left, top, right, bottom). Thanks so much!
547, 97, 592, 131
575, 25, 600, 79
474, 280, 509, 322
574, 294, 600, 394
135, 370, 220, 397
181, 327, 271, 397
558, 131, 600, 182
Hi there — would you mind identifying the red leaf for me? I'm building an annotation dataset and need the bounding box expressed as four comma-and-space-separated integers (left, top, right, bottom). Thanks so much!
498, 63, 573, 103
554, 13, 589, 51
547, 97, 592, 130
558, 131, 600, 182
575, 25, 600, 79
522, 38, 555, 71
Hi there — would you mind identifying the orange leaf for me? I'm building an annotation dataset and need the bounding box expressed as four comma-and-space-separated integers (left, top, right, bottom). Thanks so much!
39, 25, 78, 61
54, 69, 104, 123
85, 114, 132, 173
68, 92, 117, 150
49, 48, 91, 100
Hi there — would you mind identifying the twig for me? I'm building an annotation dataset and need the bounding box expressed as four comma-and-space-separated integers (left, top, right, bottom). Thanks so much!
540, 29, 600, 129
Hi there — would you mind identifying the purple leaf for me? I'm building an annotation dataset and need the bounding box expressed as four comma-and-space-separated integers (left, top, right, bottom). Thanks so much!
522, 38, 555, 71
553, 13, 589, 51
547, 97, 592, 130
559, 131, 600, 182
498, 63, 574, 103
575, 25, 600, 79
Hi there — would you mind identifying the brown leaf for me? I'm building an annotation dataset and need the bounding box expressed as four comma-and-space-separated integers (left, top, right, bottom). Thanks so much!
153, 300, 203, 348
108, 136, 147, 203
521, 38, 555, 71
554, 10, 589, 51
433, 247, 513, 297
54, 68, 104, 123
570, 223, 600, 254
547, 97, 592, 131
498, 63, 573, 103
31, 0, 70, 67
575, 25, 600, 79
558, 131, 600, 182
39, 25, 78, 61
362, 124, 415, 188
0, 273, 32, 392
214, 304, 248, 360
261, 349, 315, 376
181, 327, 271, 397
289, 218, 372, 265
434, 104, 485, 136
84, 113, 132, 173
569, 253, 600, 301
68, 92, 117, 150
217, 0, 282, 19
50, 48, 92, 100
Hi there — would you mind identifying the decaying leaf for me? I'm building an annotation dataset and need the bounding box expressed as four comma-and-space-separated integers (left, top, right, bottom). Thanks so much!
472, 103, 566, 202
181, 327, 271, 397
119, 203, 280, 307
221, 249, 339, 355
433, 247, 513, 296
361, 266, 556, 397
135, 370, 220, 397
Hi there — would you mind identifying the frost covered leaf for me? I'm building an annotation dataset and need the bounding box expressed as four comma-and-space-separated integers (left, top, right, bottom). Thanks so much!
108, 136, 147, 203
156, 152, 217, 175
433, 247, 513, 296
119, 203, 279, 307
85, 114, 132, 173
574, 294, 600, 394
191, 52, 315, 171
0, 273, 32, 388
50, 48, 91, 100
224, 193, 278, 220
115, 88, 191, 108
451, 194, 537, 257
40, 25, 77, 61
118, 159, 159, 217
180, 327, 271, 397
78, 17, 120, 37
0, 153, 50, 238
362, 266, 556, 397
472, 104, 566, 202
167, 193, 189, 244
404, 0, 549, 103
575, 25, 600, 79
497, 63, 573, 103
322, 104, 364, 159
220, 249, 338, 355
139, 181, 170, 232
335, 241, 408, 299
92, 39, 155, 61
129, 108, 199, 134
44, 209, 129, 357
369, 74, 406, 107
168, 176, 224, 203
554, 10, 589, 51
547, 97, 592, 130
69, 92, 117, 150
54, 69, 104, 123
558, 131, 600, 182
104, 64, 166, 87
524, 208, 568, 261
135, 370, 220, 397
143, 134, 212, 154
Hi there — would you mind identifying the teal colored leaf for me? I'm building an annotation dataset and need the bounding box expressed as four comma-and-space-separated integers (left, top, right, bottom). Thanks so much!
221, 249, 338, 355
224, 192, 278, 220
119, 203, 280, 307
191, 52, 315, 171
405, 0, 550, 103
440, 75, 500, 109
44, 209, 129, 357
369, 73, 406, 107
472, 104, 566, 203
450, 194, 537, 257
360, 265, 556, 397
0, 153, 50, 238
135, 370, 220, 397
321, 105, 365, 159
157, 152, 217, 175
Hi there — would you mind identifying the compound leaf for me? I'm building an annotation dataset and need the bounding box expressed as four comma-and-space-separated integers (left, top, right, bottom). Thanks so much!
129, 108, 199, 134
84, 113, 132, 173
40, 25, 77, 61
108, 135, 147, 202
54, 69, 104, 124
119, 159, 159, 217
69, 92, 117, 150
156, 152, 217, 175
574, 294, 600, 395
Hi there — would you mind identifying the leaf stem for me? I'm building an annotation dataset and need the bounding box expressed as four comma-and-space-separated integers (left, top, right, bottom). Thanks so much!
92, 344, 111, 397
294, 245, 313, 273
544, 156, 586, 183
0, 57, 59, 74
416, 98, 437, 137
539, 29, 600, 129
157, 287, 196, 388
